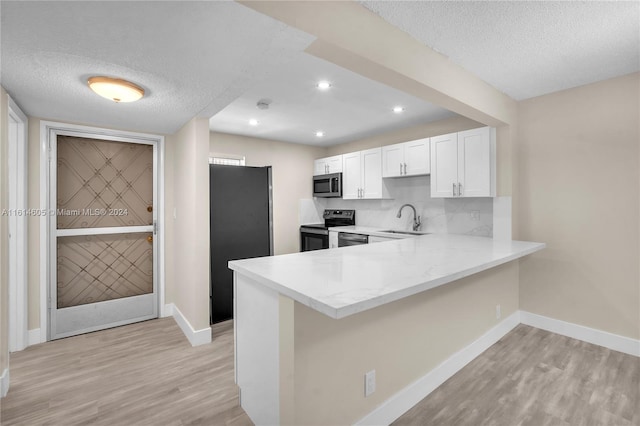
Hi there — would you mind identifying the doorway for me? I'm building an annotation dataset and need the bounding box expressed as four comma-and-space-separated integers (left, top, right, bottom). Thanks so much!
209, 164, 273, 324
42, 122, 164, 340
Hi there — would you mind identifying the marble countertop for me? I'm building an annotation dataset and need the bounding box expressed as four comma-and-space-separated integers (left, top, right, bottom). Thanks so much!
228, 234, 545, 319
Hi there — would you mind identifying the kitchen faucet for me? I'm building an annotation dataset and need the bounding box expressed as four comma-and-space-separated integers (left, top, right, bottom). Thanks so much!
396, 204, 421, 231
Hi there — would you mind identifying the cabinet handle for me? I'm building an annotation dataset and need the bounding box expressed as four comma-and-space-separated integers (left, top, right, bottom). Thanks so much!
404, 163, 407, 175
458, 182, 462, 196
400, 164, 403, 175
452, 183, 456, 197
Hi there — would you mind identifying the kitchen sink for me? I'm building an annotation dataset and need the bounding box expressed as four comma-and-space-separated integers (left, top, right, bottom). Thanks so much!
379, 230, 429, 236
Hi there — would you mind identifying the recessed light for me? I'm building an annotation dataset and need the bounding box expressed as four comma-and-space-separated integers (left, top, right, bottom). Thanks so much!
393, 106, 405, 113
249, 119, 259, 126
316, 131, 324, 137
317, 81, 331, 90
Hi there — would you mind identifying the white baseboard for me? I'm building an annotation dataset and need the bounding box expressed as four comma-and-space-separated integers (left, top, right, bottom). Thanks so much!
520, 311, 640, 357
161, 303, 174, 318
171, 304, 211, 347
28, 328, 43, 346
1, 368, 9, 398
355, 311, 521, 426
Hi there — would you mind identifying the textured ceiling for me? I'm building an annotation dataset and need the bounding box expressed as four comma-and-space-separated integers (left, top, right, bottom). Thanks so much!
361, 1, 640, 100
209, 52, 455, 146
0, 1, 313, 134
3, 1, 637, 140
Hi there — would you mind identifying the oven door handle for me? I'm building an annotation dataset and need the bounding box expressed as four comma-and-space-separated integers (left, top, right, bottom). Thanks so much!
301, 228, 329, 236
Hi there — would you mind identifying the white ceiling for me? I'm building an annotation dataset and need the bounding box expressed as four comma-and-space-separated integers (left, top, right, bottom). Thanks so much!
361, 1, 640, 100
2, 1, 638, 141
208, 53, 455, 146
0, 1, 313, 134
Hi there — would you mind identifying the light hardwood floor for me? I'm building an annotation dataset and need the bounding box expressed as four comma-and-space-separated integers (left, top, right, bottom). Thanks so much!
2, 320, 637, 425
0, 318, 253, 426
394, 324, 640, 426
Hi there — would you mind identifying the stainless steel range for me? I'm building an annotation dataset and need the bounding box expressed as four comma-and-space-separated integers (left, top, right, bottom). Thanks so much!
300, 209, 355, 252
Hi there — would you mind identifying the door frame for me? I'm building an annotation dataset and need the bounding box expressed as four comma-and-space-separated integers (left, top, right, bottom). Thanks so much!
39, 121, 166, 342
8, 97, 28, 352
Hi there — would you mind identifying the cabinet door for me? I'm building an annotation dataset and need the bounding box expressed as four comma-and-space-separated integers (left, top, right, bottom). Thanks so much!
382, 143, 404, 177
458, 127, 493, 197
342, 152, 361, 199
326, 155, 343, 174
430, 133, 458, 198
361, 148, 383, 199
314, 159, 328, 176
404, 138, 430, 176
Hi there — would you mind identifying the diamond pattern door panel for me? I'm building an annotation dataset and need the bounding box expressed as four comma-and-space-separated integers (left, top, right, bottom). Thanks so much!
57, 233, 153, 308
57, 136, 153, 229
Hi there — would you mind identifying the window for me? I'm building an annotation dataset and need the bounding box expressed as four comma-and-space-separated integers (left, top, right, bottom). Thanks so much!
209, 154, 246, 166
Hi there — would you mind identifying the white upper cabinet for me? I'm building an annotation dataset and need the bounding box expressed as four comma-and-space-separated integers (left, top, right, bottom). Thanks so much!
343, 148, 388, 199
382, 138, 430, 178
342, 151, 361, 199
313, 155, 343, 176
430, 127, 495, 198
430, 132, 459, 197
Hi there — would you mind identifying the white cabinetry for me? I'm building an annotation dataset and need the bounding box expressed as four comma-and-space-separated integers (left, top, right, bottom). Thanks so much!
314, 155, 343, 176
342, 148, 388, 199
382, 138, 430, 177
430, 127, 495, 198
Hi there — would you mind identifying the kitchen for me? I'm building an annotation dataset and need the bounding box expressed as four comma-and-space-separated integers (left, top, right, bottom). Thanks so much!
1, 1, 638, 425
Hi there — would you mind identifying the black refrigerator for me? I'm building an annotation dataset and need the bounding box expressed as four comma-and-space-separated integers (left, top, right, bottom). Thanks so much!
209, 164, 273, 324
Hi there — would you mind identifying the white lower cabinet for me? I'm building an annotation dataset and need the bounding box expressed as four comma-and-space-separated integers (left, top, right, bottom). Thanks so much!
342, 148, 388, 199
430, 127, 495, 198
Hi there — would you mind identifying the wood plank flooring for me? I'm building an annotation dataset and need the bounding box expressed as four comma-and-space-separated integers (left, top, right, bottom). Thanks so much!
0, 318, 253, 426
393, 324, 640, 426
2, 320, 637, 425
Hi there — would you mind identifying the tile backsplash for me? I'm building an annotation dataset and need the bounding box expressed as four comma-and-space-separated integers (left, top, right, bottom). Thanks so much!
300, 175, 493, 237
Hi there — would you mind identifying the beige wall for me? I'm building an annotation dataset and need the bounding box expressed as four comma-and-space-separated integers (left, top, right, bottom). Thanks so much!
0, 87, 9, 377
169, 118, 211, 330
210, 132, 325, 255
518, 73, 640, 339
283, 262, 519, 425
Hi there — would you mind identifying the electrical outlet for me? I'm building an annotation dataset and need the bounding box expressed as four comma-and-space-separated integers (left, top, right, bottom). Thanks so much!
496, 304, 501, 319
365, 370, 376, 397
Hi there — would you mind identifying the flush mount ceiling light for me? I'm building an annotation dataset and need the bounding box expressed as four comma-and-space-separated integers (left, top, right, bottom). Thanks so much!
316, 131, 325, 137
249, 119, 259, 126
317, 81, 331, 90
87, 76, 144, 103
393, 106, 405, 113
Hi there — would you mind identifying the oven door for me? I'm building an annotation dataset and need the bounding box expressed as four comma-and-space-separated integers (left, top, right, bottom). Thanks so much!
300, 227, 329, 252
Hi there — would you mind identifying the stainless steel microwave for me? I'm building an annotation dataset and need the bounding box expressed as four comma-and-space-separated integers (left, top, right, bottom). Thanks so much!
313, 172, 342, 198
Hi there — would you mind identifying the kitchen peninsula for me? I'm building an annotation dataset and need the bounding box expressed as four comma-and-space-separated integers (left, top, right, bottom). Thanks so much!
229, 234, 545, 425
